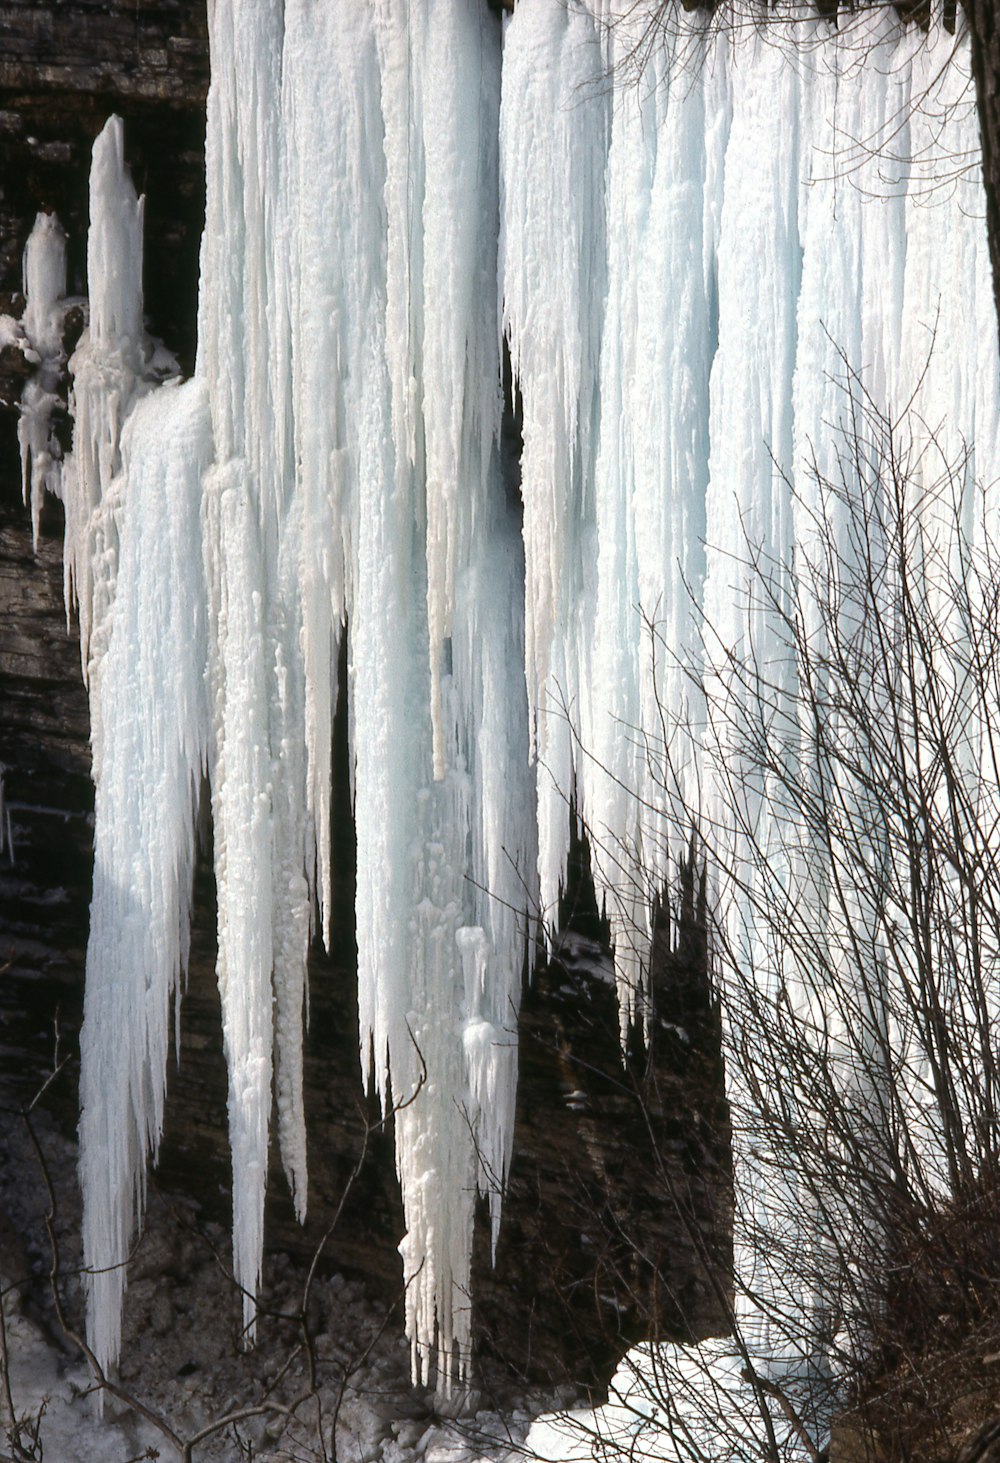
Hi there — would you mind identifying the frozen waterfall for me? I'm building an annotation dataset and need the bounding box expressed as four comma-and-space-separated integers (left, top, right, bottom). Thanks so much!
503, 5, 997, 1449
24, 0, 995, 1444
68, 0, 533, 1388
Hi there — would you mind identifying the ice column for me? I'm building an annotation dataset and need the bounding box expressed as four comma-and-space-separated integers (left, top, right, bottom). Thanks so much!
18, 212, 69, 547
67, 0, 531, 1383
350, 0, 532, 1384
499, 0, 609, 941
501, 3, 1000, 1449
73, 0, 533, 1385
68, 116, 224, 1381
78, 378, 214, 1376
584, 13, 729, 1035
198, 0, 306, 1338
62, 117, 148, 771
68, 0, 1000, 1419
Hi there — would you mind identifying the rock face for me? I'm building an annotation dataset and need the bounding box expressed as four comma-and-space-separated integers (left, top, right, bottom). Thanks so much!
0, 463, 92, 1104
473, 847, 732, 1401
0, 0, 209, 367
0, 0, 732, 1409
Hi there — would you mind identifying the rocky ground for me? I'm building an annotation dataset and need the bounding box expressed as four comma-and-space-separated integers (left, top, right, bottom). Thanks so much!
0, 1099, 552, 1463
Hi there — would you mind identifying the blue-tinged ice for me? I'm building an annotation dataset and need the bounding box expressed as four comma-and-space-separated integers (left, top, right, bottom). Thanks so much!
75, 0, 534, 1392
500, 3, 1000, 1453
500, 0, 608, 948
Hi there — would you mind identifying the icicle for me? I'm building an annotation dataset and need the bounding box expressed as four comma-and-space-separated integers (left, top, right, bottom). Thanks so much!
63, 116, 148, 771
79, 378, 213, 1378
454, 479, 536, 1254
281, 0, 382, 950
420, 0, 502, 781
201, 0, 525, 1380
355, 0, 527, 1386
66, 0, 999, 1423
499, 0, 609, 938
198, 0, 302, 1339
503, 5, 998, 1448
18, 213, 68, 547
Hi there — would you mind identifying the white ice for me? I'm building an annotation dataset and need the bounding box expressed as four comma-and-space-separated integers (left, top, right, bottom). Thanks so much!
61, 115, 152, 788
500, 0, 999, 1448
75, 0, 534, 1391
78, 377, 214, 1375
66, 0, 999, 1436
18, 212, 69, 547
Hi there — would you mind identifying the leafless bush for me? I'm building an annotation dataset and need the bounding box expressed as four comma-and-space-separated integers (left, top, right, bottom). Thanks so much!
543, 382, 1000, 1461
0, 1036, 427, 1463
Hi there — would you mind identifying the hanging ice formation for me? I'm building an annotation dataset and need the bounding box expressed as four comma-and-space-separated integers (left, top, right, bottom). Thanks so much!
17, 212, 69, 549
502, 0, 999, 1452
64, 0, 533, 1390
34, 0, 994, 1428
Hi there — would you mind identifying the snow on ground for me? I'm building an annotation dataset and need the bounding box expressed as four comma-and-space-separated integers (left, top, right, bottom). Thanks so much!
4, 1086, 769, 1463
0, 1086, 784, 1463
0, 1107, 540, 1463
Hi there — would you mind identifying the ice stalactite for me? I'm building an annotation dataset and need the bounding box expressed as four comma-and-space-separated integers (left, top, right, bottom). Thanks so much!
74, 0, 533, 1388
197, 0, 303, 1338
18, 212, 69, 548
63, 115, 221, 1375
497, 1, 712, 1031
67, 0, 999, 1431
585, 12, 728, 1038
61, 116, 153, 787
698, 15, 808, 1391
284, 0, 531, 1384
500, 2, 999, 1449
78, 379, 213, 1378
499, 0, 608, 949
